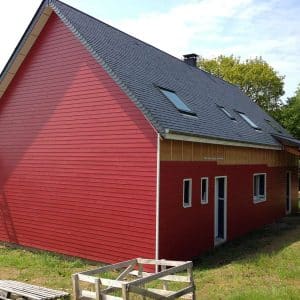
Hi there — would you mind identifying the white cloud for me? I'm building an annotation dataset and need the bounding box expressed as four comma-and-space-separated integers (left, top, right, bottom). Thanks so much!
114, 0, 270, 57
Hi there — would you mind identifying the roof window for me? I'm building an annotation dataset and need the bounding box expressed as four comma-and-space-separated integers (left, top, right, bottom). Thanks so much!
218, 106, 236, 121
238, 112, 261, 130
159, 88, 196, 116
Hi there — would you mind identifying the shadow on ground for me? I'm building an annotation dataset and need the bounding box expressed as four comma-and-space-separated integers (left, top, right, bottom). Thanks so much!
194, 214, 300, 270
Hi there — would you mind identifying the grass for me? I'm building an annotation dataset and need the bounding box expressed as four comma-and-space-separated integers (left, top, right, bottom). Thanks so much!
0, 215, 299, 299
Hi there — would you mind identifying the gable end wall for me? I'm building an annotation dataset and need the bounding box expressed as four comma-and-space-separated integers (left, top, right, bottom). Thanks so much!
0, 13, 158, 263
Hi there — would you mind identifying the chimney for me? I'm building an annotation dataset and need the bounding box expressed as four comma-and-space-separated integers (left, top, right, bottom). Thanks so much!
183, 53, 199, 67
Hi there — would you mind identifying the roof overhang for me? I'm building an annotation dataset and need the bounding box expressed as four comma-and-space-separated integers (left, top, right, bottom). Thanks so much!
163, 130, 282, 151
272, 134, 300, 156
0, 2, 53, 98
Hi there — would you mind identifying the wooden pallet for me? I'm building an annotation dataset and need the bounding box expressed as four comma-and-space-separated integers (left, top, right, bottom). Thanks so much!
73, 258, 195, 299
0, 280, 69, 300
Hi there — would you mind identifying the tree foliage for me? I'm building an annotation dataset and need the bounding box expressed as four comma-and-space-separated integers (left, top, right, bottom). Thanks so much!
277, 85, 300, 139
198, 55, 285, 113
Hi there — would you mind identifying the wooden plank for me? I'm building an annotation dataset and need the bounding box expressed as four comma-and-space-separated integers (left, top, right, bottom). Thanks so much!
129, 262, 193, 286
0, 8, 52, 98
0, 285, 43, 300
78, 274, 96, 284
130, 271, 189, 282
161, 275, 190, 283
81, 259, 137, 275
137, 258, 188, 267
182, 141, 193, 161
130, 270, 152, 278
82, 289, 124, 299
172, 140, 183, 160
121, 284, 129, 300
31, 10, 53, 36
147, 288, 173, 296
0, 281, 68, 299
147, 288, 193, 299
19, 34, 38, 57
101, 295, 122, 300
116, 263, 136, 280
160, 139, 172, 160
0, 290, 9, 300
0, 73, 14, 96
101, 264, 135, 295
165, 286, 195, 299
161, 263, 168, 291
137, 264, 146, 300
95, 278, 102, 300
285, 146, 300, 156
72, 274, 80, 300
160, 139, 300, 167
99, 279, 126, 288
0, 287, 58, 300
81, 290, 96, 299
5, 54, 26, 77
187, 265, 195, 300
137, 264, 143, 278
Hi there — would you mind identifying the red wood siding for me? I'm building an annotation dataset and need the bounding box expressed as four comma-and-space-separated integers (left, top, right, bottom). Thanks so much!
0, 14, 158, 263
159, 161, 297, 260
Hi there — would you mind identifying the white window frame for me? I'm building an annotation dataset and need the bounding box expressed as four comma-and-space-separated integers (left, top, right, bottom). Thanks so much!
219, 106, 236, 121
201, 177, 209, 204
238, 112, 260, 130
253, 173, 267, 203
183, 178, 192, 208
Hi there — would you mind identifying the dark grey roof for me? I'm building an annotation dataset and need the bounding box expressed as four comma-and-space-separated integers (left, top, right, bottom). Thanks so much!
2, 0, 299, 148
272, 134, 300, 149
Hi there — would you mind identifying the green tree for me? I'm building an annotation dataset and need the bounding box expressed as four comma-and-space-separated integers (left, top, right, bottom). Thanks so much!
278, 85, 300, 139
198, 55, 285, 113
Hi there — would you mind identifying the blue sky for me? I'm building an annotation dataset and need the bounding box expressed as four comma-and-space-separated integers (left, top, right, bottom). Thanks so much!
1, 0, 299, 100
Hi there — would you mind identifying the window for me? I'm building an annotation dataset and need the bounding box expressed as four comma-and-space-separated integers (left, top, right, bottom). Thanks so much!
218, 106, 236, 121
183, 179, 192, 208
238, 112, 261, 130
253, 173, 266, 203
201, 177, 209, 204
159, 88, 195, 116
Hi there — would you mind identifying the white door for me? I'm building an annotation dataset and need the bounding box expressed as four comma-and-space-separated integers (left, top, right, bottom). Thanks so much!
214, 176, 227, 245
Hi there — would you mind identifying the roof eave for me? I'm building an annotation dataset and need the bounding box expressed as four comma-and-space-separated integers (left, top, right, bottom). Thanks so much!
163, 129, 283, 151
0, 1, 53, 98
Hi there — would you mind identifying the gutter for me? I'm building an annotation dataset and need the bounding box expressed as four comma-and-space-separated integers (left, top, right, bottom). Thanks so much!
163, 129, 282, 151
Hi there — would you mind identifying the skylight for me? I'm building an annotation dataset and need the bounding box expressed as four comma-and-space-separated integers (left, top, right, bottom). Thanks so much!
238, 112, 261, 130
218, 106, 236, 120
159, 88, 195, 115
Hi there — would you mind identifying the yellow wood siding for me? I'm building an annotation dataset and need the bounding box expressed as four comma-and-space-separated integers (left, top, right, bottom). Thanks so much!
160, 139, 298, 167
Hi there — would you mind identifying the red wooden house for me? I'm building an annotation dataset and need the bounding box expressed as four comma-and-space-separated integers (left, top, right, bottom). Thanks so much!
0, 0, 299, 263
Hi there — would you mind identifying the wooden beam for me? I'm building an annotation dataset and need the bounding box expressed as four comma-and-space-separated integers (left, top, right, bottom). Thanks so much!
72, 274, 80, 300
137, 258, 188, 267
0, 7, 53, 98
80, 259, 137, 275
129, 262, 193, 286
285, 146, 300, 156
